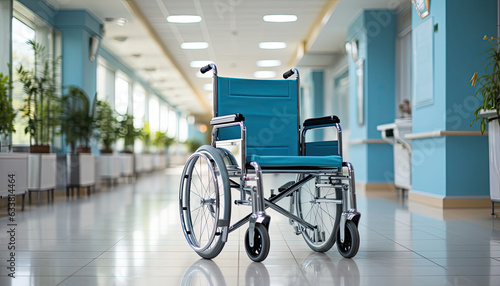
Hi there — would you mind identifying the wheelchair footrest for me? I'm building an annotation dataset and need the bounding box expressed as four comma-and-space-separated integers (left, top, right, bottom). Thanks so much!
278, 181, 296, 195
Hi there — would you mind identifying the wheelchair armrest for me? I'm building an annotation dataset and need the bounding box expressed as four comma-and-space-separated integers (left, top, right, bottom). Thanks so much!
210, 113, 245, 125
301, 115, 343, 157
303, 115, 340, 128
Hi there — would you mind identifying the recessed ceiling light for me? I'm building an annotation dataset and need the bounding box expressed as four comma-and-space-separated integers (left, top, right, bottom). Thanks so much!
167, 15, 202, 23
259, 42, 286, 49
113, 36, 128, 42
190, 60, 212, 68
254, 71, 277, 78
116, 18, 128, 26
181, 42, 209, 49
204, 83, 213, 91
256, 60, 282, 67
263, 15, 297, 22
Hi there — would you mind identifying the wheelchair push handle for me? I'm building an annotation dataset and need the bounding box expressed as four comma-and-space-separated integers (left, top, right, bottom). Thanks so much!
283, 68, 299, 79
283, 69, 294, 79
200, 63, 217, 75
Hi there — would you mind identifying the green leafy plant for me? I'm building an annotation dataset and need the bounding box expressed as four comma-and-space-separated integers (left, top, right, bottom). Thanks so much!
140, 121, 152, 153
0, 72, 16, 141
17, 40, 61, 147
470, 35, 500, 134
118, 113, 141, 153
184, 139, 202, 153
153, 131, 174, 153
60, 86, 97, 153
95, 100, 119, 153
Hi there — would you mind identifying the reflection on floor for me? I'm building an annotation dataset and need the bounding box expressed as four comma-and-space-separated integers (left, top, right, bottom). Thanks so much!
0, 167, 499, 285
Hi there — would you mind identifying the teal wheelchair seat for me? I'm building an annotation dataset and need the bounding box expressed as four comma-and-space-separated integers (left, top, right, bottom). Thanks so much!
247, 155, 342, 168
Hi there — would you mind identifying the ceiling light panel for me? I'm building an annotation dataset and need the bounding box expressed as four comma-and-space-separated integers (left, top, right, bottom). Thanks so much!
181, 42, 209, 49
256, 60, 281, 67
190, 60, 213, 68
167, 15, 202, 23
263, 15, 297, 22
259, 42, 286, 49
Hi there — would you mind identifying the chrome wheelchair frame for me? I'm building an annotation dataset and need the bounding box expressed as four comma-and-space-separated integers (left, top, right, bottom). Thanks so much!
179, 64, 360, 262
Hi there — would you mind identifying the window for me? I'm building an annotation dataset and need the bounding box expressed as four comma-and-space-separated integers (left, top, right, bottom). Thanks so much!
11, 2, 61, 146
115, 76, 130, 115
178, 116, 188, 143
149, 96, 160, 133
11, 18, 35, 145
167, 108, 178, 138
160, 104, 169, 132
133, 84, 146, 127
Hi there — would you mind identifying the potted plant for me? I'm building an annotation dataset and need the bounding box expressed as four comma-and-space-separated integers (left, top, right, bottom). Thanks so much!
16, 40, 60, 200
0, 72, 15, 152
17, 40, 61, 153
60, 86, 97, 154
118, 113, 141, 153
152, 131, 174, 169
470, 34, 500, 212
95, 100, 120, 182
117, 113, 140, 178
95, 100, 119, 153
0, 71, 28, 207
60, 86, 97, 194
138, 122, 153, 172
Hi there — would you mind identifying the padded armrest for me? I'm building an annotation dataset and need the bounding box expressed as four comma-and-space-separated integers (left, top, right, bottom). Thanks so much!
303, 115, 340, 127
210, 113, 245, 125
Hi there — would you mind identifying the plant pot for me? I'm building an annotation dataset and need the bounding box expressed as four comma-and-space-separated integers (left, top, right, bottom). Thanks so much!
30, 145, 50, 154
100, 149, 113, 154
77, 146, 91, 154
99, 154, 120, 179
28, 153, 56, 190
118, 153, 134, 177
0, 153, 28, 199
67, 154, 95, 187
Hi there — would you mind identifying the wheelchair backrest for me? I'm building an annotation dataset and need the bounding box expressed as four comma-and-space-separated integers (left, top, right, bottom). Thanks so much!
216, 76, 299, 157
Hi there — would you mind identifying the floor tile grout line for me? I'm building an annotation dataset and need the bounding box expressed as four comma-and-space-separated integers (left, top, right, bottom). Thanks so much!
277, 221, 312, 286
363, 223, 473, 276
55, 234, 130, 286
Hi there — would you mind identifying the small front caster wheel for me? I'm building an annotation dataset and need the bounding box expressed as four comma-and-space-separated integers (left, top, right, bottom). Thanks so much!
336, 220, 360, 258
245, 224, 270, 262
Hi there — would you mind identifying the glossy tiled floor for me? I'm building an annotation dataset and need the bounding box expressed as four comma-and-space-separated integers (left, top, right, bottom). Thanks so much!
1, 167, 500, 286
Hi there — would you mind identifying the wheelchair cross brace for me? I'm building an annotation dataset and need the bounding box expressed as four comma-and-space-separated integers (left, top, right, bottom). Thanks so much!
228, 173, 316, 236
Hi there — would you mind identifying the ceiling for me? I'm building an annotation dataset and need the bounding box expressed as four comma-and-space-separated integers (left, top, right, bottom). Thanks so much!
43, 0, 408, 120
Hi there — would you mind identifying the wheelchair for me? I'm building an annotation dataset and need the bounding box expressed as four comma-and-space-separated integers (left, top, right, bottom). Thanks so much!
179, 64, 361, 262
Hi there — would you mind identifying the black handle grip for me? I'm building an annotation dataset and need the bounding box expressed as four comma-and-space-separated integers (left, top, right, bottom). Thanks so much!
200, 64, 212, 74
303, 115, 340, 127
283, 69, 294, 79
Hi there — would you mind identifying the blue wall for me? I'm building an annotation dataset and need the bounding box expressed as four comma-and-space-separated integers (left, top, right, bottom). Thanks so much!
347, 10, 396, 184
55, 10, 102, 99
411, 0, 494, 198
302, 70, 325, 141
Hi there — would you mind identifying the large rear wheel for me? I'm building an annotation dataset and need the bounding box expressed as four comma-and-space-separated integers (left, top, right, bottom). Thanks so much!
179, 145, 231, 259
295, 174, 342, 252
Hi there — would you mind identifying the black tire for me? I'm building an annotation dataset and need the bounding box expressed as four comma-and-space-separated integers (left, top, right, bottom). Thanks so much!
336, 220, 359, 258
295, 174, 342, 252
179, 145, 231, 259
244, 224, 270, 262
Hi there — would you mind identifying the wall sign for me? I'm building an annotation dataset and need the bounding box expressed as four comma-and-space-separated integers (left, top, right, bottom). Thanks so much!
412, 0, 430, 19
412, 17, 434, 107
